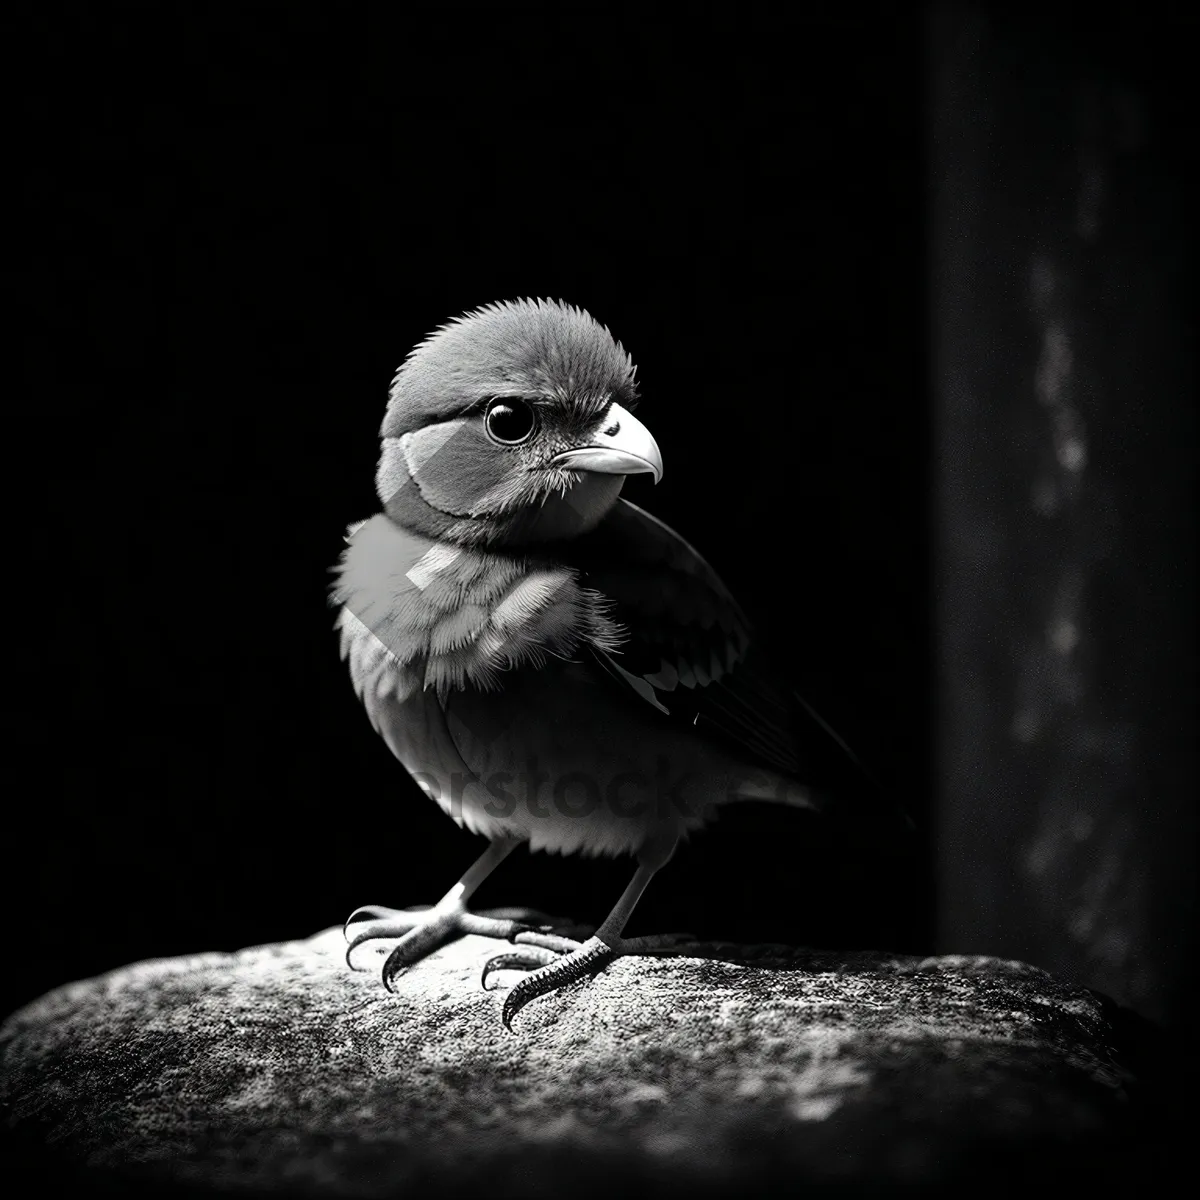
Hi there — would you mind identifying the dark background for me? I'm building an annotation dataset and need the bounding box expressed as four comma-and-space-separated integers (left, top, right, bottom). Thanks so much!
10, 0, 1195, 1076
12, 3, 928, 1022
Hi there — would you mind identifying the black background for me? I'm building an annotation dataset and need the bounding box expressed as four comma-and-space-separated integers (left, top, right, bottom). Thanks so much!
11, 4, 930, 1022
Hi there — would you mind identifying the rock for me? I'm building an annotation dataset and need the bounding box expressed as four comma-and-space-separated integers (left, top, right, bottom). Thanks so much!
0, 929, 1148, 1196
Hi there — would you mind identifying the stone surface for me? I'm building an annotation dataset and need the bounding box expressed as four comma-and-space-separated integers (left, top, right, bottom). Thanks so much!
0, 927, 1149, 1196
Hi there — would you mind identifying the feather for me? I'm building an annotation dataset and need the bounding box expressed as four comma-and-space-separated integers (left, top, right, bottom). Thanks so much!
557, 499, 887, 802
334, 514, 625, 696
381, 299, 640, 440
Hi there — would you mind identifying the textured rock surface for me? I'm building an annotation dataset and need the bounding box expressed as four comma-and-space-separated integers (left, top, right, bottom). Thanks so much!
0, 928, 1145, 1196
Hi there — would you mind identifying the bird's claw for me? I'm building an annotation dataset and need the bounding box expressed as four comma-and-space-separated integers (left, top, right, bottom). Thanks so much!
344, 903, 434, 934
342, 901, 486, 978
491, 935, 616, 1030
342, 904, 435, 968
509, 929, 583, 954
485, 930, 703, 1024
480, 946, 561, 990
479, 928, 585, 990
343, 901, 590, 988
343, 894, 632, 1021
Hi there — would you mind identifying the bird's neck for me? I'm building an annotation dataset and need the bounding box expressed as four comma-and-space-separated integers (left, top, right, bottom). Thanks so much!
379, 455, 626, 551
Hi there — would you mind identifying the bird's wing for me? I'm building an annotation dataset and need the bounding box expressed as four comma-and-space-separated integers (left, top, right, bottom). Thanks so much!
555, 499, 819, 782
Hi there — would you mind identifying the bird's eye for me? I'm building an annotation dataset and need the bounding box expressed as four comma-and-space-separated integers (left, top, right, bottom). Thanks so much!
484, 398, 537, 445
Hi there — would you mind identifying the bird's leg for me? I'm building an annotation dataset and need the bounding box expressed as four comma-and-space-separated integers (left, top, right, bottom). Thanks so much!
482, 836, 689, 1029
345, 837, 576, 991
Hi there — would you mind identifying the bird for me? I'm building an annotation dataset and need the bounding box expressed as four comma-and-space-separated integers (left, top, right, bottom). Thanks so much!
333, 298, 899, 1028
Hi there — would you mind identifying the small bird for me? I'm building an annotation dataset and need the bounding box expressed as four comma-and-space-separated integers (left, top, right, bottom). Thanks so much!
335, 299, 893, 1028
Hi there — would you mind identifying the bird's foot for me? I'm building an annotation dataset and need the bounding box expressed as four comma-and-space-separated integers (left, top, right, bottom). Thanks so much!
344, 902, 589, 992
481, 930, 699, 1030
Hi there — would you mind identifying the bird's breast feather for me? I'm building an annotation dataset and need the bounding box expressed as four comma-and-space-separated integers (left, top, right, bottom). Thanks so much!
333, 514, 624, 696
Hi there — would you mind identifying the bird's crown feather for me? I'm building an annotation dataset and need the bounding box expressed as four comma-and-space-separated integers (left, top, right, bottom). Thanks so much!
382, 298, 638, 439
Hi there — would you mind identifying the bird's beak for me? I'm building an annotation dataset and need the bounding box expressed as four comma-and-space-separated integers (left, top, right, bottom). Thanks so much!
551, 403, 664, 484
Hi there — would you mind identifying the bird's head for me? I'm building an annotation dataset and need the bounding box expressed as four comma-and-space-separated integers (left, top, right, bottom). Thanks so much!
375, 299, 662, 548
